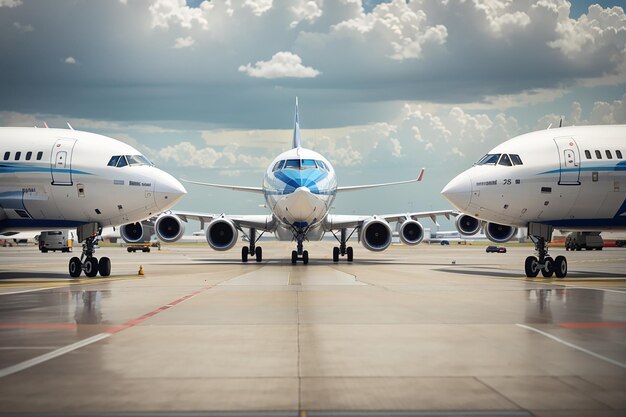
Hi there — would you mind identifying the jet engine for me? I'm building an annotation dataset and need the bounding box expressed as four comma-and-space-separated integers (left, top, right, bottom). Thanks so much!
485, 222, 517, 243
361, 217, 392, 251
399, 220, 424, 245
120, 222, 154, 243
154, 214, 185, 243
206, 218, 238, 251
455, 214, 481, 236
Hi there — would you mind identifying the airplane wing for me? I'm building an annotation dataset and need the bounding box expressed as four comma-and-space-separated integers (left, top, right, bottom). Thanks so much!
336, 168, 424, 193
324, 210, 456, 230
181, 179, 264, 194
167, 211, 276, 232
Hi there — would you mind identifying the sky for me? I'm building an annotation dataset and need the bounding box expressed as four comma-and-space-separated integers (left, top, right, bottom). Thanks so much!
1, 0, 626, 230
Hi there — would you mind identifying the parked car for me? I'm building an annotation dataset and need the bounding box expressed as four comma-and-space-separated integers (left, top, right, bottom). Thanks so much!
440, 240, 450, 245
486, 245, 506, 253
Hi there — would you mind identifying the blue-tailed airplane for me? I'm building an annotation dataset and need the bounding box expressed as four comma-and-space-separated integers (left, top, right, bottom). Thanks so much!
122, 99, 453, 264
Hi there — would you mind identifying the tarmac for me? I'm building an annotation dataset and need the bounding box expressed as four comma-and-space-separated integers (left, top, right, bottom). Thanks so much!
0, 242, 625, 417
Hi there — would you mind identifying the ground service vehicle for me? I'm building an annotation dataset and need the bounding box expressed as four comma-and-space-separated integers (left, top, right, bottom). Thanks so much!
38, 231, 73, 253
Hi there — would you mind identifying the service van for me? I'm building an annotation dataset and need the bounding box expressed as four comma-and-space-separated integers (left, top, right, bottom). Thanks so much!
38, 231, 73, 253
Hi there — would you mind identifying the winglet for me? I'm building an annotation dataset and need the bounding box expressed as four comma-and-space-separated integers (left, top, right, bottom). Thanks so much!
43, 121, 49, 128
66, 122, 74, 131
292, 97, 301, 149
417, 168, 425, 182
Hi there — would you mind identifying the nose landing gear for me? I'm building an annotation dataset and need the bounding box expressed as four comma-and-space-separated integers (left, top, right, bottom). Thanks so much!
525, 223, 567, 278
68, 224, 111, 278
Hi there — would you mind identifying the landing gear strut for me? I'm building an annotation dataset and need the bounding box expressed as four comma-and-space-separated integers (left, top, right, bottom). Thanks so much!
68, 223, 111, 278
291, 229, 309, 265
331, 228, 355, 263
525, 223, 567, 278
241, 228, 264, 263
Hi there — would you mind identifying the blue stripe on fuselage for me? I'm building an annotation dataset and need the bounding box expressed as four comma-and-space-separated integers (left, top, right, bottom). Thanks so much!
273, 169, 328, 194
539, 160, 626, 175
0, 163, 93, 176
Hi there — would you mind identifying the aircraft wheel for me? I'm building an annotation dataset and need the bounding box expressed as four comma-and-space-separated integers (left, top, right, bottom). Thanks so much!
347, 246, 354, 262
242, 246, 249, 263
332, 247, 339, 262
291, 250, 298, 264
554, 256, 567, 278
541, 256, 554, 278
302, 250, 309, 265
84, 257, 99, 278
69, 257, 82, 278
99, 257, 111, 277
524, 256, 539, 278
255, 246, 262, 262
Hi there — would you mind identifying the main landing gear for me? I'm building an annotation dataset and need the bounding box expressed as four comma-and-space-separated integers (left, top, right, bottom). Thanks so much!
331, 228, 355, 263
241, 228, 264, 263
68, 223, 111, 278
524, 223, 567, 278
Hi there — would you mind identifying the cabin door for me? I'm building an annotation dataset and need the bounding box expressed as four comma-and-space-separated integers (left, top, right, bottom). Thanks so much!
553, 137, 581, 185
51, 138, 77, 185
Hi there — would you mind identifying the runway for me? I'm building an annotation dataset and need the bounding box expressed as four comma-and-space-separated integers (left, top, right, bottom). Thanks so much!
0, 243, 625, 416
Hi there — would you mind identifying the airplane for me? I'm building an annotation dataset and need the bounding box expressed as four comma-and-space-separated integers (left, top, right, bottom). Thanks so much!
120, 98, 454, 264
441, 124, 626, 278
0, 126, 186, 277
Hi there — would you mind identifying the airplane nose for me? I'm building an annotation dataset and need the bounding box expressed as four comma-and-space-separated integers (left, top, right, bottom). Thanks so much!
441, 172, 472, 211
154, 171, 187, 211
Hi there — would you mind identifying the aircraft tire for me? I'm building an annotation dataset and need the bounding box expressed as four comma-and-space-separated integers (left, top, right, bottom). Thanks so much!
524, 256, 539, 278
255, 246, 262, 262
69, 257, 82, 278
242, 246, 249, 263
541, 257, 554, 278
303, 250, 309, 265
554, 256, 567, 278
332, 247, 339, 262
84, 257, 99, 278
347, 246, 354, 262
99, 257, 111, 277
291, 250, 298, 264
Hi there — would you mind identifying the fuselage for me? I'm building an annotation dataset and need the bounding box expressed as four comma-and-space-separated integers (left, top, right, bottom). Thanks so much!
263, 147, 337, 240
442, 125, 626, 230
0, 127, 186, 233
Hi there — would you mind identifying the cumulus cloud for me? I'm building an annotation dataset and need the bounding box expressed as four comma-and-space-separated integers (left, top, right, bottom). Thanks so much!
238, 51, 321, 79
0, 0, 22, 7
13, 22, 33, 32
149, 0, 212, 30
535, 93, 626, 129
64, 56, 77, 64
173, 36, 195, 48
243, 0, 273, 16
290, 0, 323, 28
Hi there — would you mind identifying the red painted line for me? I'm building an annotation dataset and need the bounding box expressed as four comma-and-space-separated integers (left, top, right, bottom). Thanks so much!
559, 322, 626, 329
0, 323, 77, 330
105, 286, 212, 335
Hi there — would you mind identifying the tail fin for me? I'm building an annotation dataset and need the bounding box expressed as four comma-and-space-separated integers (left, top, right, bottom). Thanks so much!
292, 97, 301, 149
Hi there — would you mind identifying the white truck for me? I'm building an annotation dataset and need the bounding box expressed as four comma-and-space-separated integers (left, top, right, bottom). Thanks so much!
565, 232, 604, 251
38, 230, 73, 253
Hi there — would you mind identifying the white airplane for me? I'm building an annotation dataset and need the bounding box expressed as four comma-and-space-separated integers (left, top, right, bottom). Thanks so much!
0, 126, 186, 277
122, 99, 453, 264
441, 124, 626, 278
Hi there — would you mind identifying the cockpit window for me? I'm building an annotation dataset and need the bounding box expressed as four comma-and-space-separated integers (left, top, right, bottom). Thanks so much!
284, 159, 300, 169
301, 159, 316, 169
272, 160, 284, 172
510, 154, 523, 165
498, 154, 512, 166
317, 160, 327, 171
108, 154, 153, 168
476, 154, 500, 165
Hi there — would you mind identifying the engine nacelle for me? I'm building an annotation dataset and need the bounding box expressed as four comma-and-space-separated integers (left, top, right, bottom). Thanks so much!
399, 220, 424, 245
154, 214, 185, 243
361, 217, 392, 252
206, 218, 238, 251
485, 222, 517, 243
120, 222, 153, 243
455, 214, 481, 236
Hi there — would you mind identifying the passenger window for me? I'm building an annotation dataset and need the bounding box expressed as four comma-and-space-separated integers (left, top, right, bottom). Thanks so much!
3, 152, 9, 161
510, 154, 523, 165
26, 151, 32, 160
617, 150, 623, 159
108, 156, 120, 167
116, 155, 128, 167
37, 151, 43, 160
606, 150, 613, 159
595, 150, 602, 159
498, 154, 512, 166
584, 150, 591, 159
15, 151, 21, 161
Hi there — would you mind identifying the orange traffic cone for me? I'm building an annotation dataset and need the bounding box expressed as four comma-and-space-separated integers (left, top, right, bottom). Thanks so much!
138, 265, 145, 276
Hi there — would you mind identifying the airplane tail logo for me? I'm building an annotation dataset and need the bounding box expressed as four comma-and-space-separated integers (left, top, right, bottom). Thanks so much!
292, 97, 301, 149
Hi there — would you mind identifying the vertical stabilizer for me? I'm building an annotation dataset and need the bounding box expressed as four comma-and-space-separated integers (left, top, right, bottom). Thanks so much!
292, 97, 301, 149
